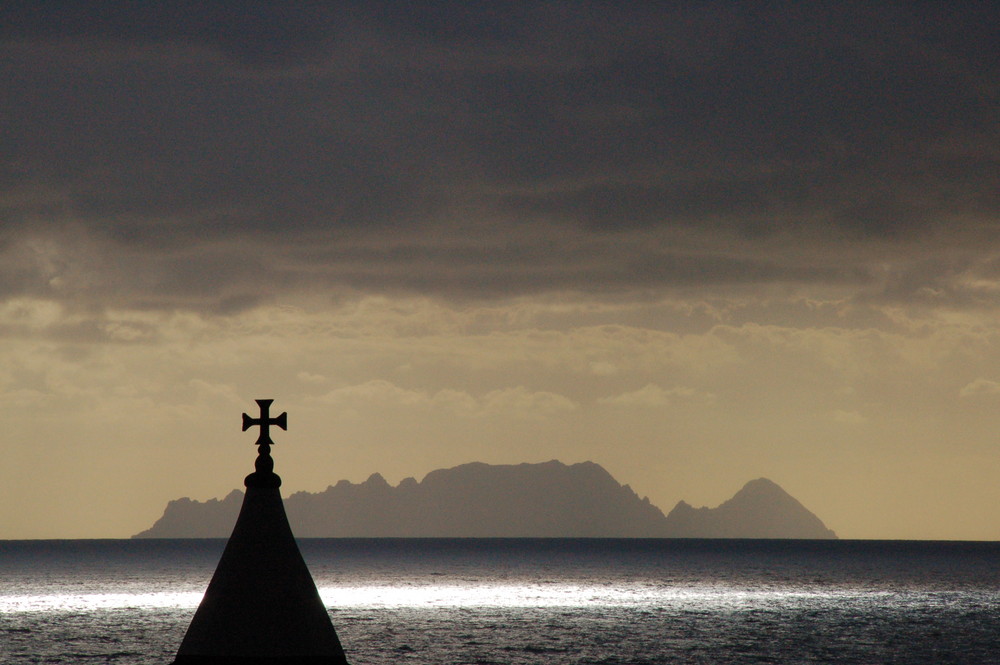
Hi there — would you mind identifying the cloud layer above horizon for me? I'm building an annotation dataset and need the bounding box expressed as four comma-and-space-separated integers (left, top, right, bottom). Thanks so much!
2, 3, 999, 539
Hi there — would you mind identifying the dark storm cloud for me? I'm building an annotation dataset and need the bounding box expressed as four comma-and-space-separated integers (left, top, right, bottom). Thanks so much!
285, 235, 858, 300
1, 2, 998, 307
0, 2, 344, 66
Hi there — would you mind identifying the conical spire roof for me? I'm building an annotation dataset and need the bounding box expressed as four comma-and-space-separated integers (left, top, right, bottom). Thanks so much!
172, 400, 349, 665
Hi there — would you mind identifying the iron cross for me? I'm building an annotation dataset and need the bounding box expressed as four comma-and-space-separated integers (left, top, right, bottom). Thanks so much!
242, 399, 288, 447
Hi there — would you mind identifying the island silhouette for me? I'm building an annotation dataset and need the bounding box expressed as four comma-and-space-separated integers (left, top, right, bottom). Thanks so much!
136, 460, 836, 539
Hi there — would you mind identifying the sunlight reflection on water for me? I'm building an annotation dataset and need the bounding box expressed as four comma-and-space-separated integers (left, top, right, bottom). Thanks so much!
0, 591, 204, 612
0, 582, 893, 613
319, 583, 853, 608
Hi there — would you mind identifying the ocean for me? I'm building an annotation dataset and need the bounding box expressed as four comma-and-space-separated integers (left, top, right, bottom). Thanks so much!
1, 539, 998, 664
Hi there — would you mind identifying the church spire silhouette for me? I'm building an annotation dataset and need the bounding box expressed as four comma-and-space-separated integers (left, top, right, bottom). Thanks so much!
242, 399, 287, 488
171, 399, 350, 665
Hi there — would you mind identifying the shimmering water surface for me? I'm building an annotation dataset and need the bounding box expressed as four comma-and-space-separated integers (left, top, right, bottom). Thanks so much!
1, 539, 999, 664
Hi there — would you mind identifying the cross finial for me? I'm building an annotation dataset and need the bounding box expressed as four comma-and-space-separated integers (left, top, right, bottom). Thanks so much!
242, 399, 288, 447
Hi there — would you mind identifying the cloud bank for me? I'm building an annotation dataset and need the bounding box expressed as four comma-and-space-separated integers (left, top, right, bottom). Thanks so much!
1, 2, 997, 311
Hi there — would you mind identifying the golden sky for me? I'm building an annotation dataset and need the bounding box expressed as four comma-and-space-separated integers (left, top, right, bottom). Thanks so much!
1, 3, 999, 539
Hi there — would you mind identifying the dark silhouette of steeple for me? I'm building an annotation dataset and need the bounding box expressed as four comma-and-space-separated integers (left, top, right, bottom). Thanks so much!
171, 399, 350, 665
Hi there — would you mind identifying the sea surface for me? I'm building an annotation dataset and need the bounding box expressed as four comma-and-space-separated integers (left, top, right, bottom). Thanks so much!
1, 539, 999, 664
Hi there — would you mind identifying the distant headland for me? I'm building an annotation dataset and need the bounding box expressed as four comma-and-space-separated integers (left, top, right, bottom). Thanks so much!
134, 460, 837, 539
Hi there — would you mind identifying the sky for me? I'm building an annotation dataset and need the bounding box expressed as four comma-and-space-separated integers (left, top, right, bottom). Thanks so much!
1, 2, 999, 539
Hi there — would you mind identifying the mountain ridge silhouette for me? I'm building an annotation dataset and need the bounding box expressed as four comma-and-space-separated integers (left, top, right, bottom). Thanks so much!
134, 460, 837, 539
